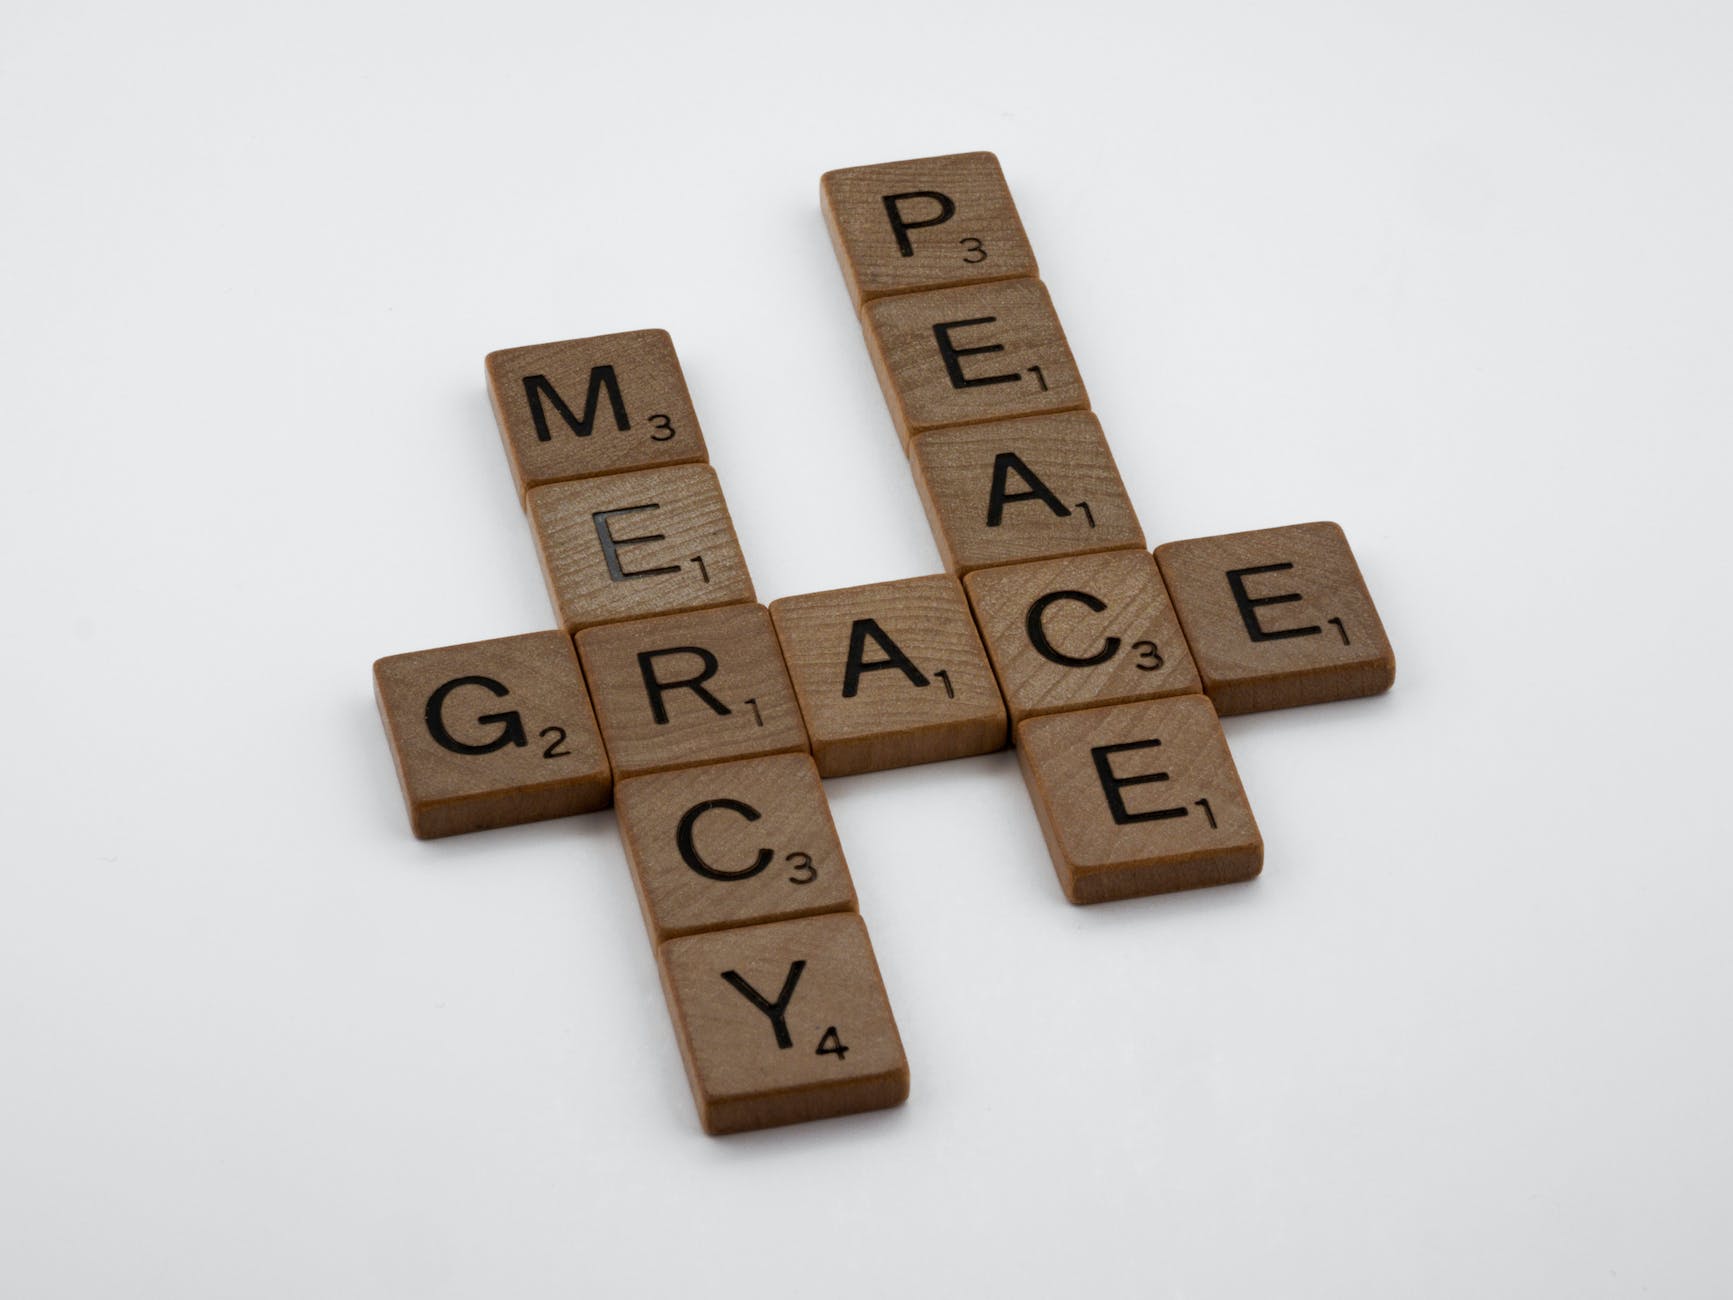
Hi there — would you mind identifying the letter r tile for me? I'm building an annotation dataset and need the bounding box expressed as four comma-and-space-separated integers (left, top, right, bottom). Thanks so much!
1017, 695, 1261, 904
527, 464, 753, 632
576, 604, 807, 780
862, 279, 1087, 450
1155, 522, 1396, 715
659, 912, 909, 1135
373, 631, 611, 838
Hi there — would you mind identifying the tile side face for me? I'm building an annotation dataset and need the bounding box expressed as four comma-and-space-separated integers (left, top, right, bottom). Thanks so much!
527, 464, 754, 632
486, 330, 707, 500
659, 913, 910, 1135
862, 279, 1087, 448
770, 576, 1007, 777
1155, 522, 1396, 715
821, 151, 1039, 309
373, 631, 611, 838
1017, 695, 1262, 903
617, 754, 857, 943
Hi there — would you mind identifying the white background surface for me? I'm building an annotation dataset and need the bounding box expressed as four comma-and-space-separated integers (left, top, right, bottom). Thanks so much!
3, 2, 1729, 1296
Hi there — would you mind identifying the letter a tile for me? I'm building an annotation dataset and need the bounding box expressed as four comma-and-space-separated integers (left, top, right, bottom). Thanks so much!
527, 464, 753, 632
770, 576, 1006, 777
486, 330, 708, 502
1155, 522, 1396, 715
615, 753, 857, 944
659, 912, 909, 1135
820, 151, 1039, 310
910, 411, 1144, 574
1017, 696, 1261, 904
373, 631, 611, 839
862, 279, 1087, 449
576, 604, 807, 780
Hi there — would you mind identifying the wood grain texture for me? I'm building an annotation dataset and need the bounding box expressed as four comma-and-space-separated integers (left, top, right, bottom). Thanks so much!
527, 464, 753, 633
616, 753, 857, 945
910, 411, 1144, 573
485, 330, 707, 503
373, 631, 610, 839
1017, 695, 1262, 904
769, 575, 1006, 777
659, 912, 908, 1135
575, 603, 807, 780
964, 549, 1203, 728
862, 279, 1087, 449
1154, 521, 1396, 715
820, 151, 1038, 311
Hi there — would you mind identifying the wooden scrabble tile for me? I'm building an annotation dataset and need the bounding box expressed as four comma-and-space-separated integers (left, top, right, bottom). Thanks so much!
1017, 696, 1262, 904
485, 330, 708, 502
373, 631, 610, 839
820, 151, 1039, 311
616, 754, 856, 945
1154, 522, 1396, 715
862, 279, 1087, 448
910, 411, 1144, 574
527, 464, 753, 633
769, 575, 1006, 777
964, 550, 1203, 728
659, 912, 908, 1135
575, 604, 807, 780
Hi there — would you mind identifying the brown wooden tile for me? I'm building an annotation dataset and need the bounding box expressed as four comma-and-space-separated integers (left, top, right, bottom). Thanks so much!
575, 604, 806, 780
527, 464, 753, 633
1155, 522, 1396, 715
486, 330, 707, 502
862, 279, 1086, 449
964, 550, 1203, 728
1017, 695, 1261, 904
659, 912, 908, 1135
910, 411, 1144, 574
769, 576, 1006, 777
373, 631, 610, 839
820, 151, 1039, 311
616, 754, 856, 945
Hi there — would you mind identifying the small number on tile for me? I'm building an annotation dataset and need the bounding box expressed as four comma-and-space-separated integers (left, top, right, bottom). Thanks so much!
1132, 640, 1163, 671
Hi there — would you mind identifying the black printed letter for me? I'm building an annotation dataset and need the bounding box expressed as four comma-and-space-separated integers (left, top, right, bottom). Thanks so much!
1091, 739, 1188, 825
841, 618, 929, 698
1026, 590, 1119, 667
721, 961, 806, 1049
593, 504, 682, 581
1225, 563, 1320, 642
881, 191, 956, 257
932, 318, 1019, 389
521, 368, 630, 442
424, 676, 527, 755
986, 452, 1070, 526
676, 799, 772, 882
638, 647, 731, 724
